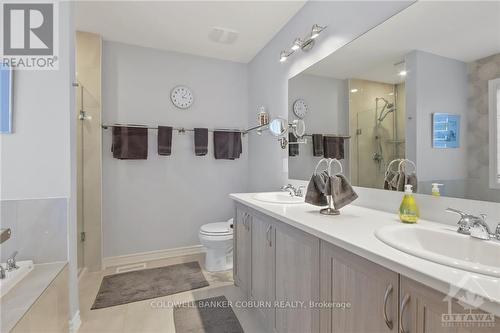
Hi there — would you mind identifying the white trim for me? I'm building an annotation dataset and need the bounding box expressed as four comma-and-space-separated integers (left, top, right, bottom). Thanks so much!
102, 245, 205, 269
488, 78, 500, 189
69, 311, 81, 333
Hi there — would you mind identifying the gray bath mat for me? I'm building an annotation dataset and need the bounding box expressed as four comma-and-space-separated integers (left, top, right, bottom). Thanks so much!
91, 261, 209, 309
174, 296, 244, 333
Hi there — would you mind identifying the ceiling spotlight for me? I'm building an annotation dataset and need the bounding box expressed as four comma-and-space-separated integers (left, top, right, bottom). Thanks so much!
280, 51, 289, 62
311, 24, 326, 39
398, 70, 407, 76
350, 89, 358, 93
291, 38, 303, 51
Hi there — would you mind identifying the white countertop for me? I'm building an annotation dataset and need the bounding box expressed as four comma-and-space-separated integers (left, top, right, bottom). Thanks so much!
0, 262, 67, 332
230, 193, 500, 316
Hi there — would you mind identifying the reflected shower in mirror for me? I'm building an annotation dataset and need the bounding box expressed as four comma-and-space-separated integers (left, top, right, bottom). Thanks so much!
288, 1, 500, 203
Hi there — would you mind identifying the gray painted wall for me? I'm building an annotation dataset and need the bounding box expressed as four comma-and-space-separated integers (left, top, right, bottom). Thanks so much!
102, 41, 249, 258
247, 0, 414, 192
405, 50, 468, 183
288, 74, 349, 180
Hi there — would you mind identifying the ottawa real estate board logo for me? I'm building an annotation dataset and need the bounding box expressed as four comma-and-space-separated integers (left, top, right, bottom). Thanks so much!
1, 2, 58, 70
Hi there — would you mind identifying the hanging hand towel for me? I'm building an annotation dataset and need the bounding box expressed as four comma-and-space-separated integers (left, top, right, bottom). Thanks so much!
194, 128, 208, 156
111, 126, 148, 160
157, 126, 173, 156
288, 133, 299, 157
312, 134, 324, 156
329, 174, 358, 209
214, 131, 242, 160
305, 170, 330, 206
323, 136, 344, 159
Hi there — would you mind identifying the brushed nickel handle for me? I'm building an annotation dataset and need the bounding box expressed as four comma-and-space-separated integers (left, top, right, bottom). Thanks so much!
266, 225, 272, 247
399, 294, 410, 333
383, 284, 393, 330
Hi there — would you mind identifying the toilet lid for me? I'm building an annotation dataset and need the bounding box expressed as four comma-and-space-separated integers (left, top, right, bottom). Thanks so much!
200, 222, 232, 235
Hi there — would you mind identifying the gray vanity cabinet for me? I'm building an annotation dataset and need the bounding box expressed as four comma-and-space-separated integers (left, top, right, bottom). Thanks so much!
234, 206, 252, 295
274, 222, 321, 333
319, 241, 398, 333
400, 277, 500, 333
250, 212, 276, 330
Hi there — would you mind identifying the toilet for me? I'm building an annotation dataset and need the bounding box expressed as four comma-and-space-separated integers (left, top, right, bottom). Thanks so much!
198, 219, 233, 272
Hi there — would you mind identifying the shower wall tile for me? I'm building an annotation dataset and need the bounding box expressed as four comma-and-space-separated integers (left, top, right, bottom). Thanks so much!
0, 198, 68, 263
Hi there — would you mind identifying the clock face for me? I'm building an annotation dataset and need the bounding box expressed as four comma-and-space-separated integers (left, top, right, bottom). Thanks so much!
293, 99, 308, 119
171, 86, 194, 109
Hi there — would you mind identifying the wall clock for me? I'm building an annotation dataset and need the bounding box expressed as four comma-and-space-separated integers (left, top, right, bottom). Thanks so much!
171, 86, 194, 109
293, 99, 308, 119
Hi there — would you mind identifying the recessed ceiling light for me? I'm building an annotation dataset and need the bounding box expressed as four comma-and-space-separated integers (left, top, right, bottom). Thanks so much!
399, 70, 407, 76
350, 89, 358, 93
388, 92, 394, 96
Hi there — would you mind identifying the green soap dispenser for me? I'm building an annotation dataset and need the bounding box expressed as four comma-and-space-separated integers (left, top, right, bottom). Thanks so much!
399, 184, 419, 223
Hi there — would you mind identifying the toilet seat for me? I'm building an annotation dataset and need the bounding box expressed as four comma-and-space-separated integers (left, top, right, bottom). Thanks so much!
199, 222, 232, 236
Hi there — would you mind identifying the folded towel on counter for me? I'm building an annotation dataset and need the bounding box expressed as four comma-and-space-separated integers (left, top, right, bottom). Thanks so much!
323, 136, 344, 159
194, 128, 208, 156
312, 134, 324, 157
305, 171, 330, 206
329, 174, 358, 209
157, 126, 173, 156
111, 126, 148, 160
214, 131, 242, 160
288, 133, 299, 157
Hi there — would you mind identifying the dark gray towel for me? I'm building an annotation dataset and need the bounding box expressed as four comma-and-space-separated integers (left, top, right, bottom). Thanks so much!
289, 133, 299, 156
194, 128, 208, 156
111, 126, 148, 160
305, 171, 330, 206
323, 136, 344, 159
329, 174, 358, 209
214, 131, 242, 160
396, 171, 418, 192
312, 134, 323, 156
157, 126, 173, 156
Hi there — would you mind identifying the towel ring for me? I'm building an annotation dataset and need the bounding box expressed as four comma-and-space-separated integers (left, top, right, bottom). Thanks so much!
314, 158, 343, 176
398, 159, 416, 173
328, 158, 343, 175
386, 159, 402, 173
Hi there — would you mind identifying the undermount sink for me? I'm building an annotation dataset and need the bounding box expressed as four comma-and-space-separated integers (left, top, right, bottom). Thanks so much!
253, 192, 304, 204
376, 225, 500, 277
0, 260, 34, 298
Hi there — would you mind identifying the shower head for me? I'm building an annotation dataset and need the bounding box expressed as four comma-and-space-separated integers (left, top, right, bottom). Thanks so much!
378, 106, 395, 122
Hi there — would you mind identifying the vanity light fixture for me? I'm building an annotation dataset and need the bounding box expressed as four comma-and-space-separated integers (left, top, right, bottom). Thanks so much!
279, 24, 326, 62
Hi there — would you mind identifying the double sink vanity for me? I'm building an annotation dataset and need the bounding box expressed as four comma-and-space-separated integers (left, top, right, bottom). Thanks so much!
230, 193, 500, 333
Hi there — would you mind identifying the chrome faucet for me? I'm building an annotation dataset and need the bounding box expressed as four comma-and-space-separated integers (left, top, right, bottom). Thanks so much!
280, 184, 306, 197
446, 208, 500, 241
6, 251, 18, 271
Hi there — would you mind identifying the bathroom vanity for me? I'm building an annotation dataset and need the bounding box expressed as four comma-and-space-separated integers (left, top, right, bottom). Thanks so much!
231, 194, 500, 333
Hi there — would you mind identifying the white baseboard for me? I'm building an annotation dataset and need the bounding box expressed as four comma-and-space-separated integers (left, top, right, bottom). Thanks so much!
69, 311, 81, 333
102, 245, 205, 269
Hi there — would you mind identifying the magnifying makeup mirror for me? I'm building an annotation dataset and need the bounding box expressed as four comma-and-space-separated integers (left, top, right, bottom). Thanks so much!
268, 118, 288, 137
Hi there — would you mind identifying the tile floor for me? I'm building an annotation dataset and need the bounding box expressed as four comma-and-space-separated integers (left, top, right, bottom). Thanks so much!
78, 254, 267, 333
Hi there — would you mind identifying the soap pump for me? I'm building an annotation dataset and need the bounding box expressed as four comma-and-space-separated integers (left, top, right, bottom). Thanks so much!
399, 184, 419, 223
431, 183, 443, 196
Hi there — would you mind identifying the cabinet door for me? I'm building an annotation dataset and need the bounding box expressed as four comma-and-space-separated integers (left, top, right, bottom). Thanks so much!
400, 276, 499, 333
251, 214, 276, 329
275, 223, 320, 333
320, 241, 398, 333
234, 206, 251, 294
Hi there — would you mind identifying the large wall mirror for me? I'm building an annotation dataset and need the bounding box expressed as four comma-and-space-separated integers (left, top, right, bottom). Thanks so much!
288, 1, 500, 203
